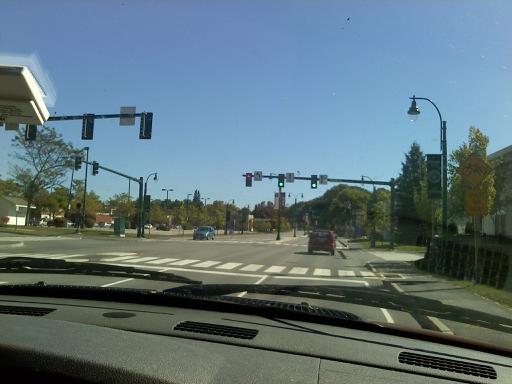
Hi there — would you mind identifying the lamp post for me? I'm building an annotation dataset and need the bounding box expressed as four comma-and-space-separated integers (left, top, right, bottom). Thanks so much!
162, 188, 173, 207
288, 192, 303, 237
203, 197, 210, 207
225, 199, 234, 235
361, 175, 377, 248
142, 172, 157, 237
407, 95, 448, 237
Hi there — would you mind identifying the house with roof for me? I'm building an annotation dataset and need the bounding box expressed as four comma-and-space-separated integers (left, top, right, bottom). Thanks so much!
0, 196, 35, 226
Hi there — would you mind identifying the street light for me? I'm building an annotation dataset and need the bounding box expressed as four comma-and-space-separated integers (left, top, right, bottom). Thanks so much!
288, 192, 303, 237
203, 197, 210, 206
225, 199, 234, 235
141, 172, 158, 237
407, 95, 448, 237
162, 188, 173, 207
81, 146, 90, 230
361, 175, 377, 248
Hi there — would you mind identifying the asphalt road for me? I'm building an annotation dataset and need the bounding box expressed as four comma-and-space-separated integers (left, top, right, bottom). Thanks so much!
0, 232, 511, 350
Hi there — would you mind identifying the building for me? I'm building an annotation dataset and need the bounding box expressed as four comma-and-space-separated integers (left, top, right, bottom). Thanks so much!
482, 145, 512, 238
0, 196, 34, 226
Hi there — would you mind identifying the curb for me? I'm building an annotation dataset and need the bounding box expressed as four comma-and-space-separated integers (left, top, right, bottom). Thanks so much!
0, 241, 24, 248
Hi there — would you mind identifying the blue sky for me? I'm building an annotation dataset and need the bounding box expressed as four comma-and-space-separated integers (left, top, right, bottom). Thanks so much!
1, 0, 510, 208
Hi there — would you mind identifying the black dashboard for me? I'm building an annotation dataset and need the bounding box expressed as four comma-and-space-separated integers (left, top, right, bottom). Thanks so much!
0, 295, 510, 383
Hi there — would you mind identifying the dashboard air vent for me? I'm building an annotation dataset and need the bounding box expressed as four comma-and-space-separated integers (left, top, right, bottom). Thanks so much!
174, 321, 258, 339
0, 304, 55, 317
398, 352, 497, 379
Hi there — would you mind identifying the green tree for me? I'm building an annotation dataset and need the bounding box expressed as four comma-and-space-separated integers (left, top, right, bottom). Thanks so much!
208, 200, 226, 229
0, 178, 23, 197
395, 142, 426, 244
35, 186, 70, 219
9, 126, 76, 225
448, 127, 495, 220
106, 193, 136, 218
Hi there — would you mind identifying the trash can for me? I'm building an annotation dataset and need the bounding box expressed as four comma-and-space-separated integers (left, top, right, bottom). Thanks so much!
113, 217, 126, 238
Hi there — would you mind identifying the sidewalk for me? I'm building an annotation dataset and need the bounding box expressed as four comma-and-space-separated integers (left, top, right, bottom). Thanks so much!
366, 250, 424, 262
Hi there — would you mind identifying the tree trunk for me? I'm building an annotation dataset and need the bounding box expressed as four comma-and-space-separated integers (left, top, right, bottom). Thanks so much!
24, 198, 33, 226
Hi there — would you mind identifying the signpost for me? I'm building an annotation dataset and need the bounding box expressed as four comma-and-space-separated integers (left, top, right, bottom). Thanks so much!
457, 154, 493, 282
286, 172, 295, 183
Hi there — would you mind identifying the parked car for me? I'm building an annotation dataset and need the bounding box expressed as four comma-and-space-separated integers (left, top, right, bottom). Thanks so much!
144, 224, 153, 229
156, 223, 170, 231
308, 230, 336, 255
193, 226, 215, 240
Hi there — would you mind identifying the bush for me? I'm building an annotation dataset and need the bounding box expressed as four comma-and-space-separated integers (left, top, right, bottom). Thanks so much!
53, 217, 68, 227
84, 214, 95, 228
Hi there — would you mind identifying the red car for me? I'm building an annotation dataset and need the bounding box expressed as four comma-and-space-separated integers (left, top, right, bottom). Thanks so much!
308, 230, 337, 255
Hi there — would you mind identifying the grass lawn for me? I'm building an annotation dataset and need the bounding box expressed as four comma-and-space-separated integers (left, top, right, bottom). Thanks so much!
438, 277, 512, 309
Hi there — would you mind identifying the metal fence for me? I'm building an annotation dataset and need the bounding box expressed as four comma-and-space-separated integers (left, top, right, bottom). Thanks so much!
419, 236, 511, 289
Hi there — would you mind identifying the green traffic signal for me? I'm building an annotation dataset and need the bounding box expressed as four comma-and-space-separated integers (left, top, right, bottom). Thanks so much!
311, 175, 318, 189
278, 174, 285, 188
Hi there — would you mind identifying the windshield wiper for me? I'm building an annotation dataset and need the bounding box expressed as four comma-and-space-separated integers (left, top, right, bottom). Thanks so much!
0, 257, 201, 285
164, 283, 512, 334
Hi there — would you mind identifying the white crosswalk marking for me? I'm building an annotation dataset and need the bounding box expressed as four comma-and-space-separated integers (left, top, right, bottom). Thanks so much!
359, 271, 376, 277
338, 270, 356, 276
50, 254, 86, 259
169, 259, 200, 266
192, 261, 222, 268
99, 252, 137, 256
239, 264, 264, 272
289, 267, 308, 275
101, 256, 139, 262
216, 262, 243, 270
265, 265, 286, 273
123, 257, 159, 263
146, 258, 179, 265
313, 268, 331, 276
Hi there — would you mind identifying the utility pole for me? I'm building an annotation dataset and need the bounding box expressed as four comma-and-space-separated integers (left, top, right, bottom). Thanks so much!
81, 147, 90, 229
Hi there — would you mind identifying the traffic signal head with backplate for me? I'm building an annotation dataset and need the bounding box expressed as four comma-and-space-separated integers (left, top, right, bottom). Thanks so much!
311, 175, 318, 189
74, 156, 82, 171
245, 173, 253, 187
92, 161, 99, 175
278, 174, 285, 188
139, 112, 153, 139
81, 114, 94, 140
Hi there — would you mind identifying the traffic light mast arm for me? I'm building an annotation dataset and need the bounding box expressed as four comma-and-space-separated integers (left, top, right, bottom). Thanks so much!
242, 174, 391, 186
48, 113, 144, 121
82, 160, 140, 183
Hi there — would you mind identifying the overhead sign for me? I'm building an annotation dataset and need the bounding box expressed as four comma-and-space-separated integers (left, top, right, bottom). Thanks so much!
274, 192, 285, 209
120, 106, 136, 126
319, 175, 328, 185
286, 172, 295, 183
465, 188, 488, 216
457, 154, 493, 186
426, 154, 442, 199
254, 171, 262, 181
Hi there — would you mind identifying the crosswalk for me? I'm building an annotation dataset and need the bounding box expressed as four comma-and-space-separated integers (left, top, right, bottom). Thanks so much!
0, 252, 403, 279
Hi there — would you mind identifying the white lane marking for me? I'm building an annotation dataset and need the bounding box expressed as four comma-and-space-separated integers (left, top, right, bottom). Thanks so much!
313, 268, 331, 276
289, 267, 308, 275
101, 256, 139, 262
391, 282, 405, 293
274, 275, 369, 286
427, 316, 454, 335
0, 282, 8, 284
123, 257, 159, 263
359, 271, 376, 277
338, 270, 356, 276
265, 265, 286, 273
369, 265, 377, 273
398, 273, 407, 279
48, 254, 86, 259
240, 264, 264, 272
101, 278, 134, 287
137, 265, 263, 278
192, 261, 222, 268
67, 258, 89, 262
147, 258, 179, 264
381, 308, 395, 324
169, 259, 200, 266
99, 252, 137, 256
254, 275, 269, 285
216, 262, 243, 270
237, 291, 247, 297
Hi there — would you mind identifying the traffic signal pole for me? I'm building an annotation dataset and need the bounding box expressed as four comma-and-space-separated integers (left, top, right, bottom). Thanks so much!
81, 147, 90, 229
277, 186, 282, 241
82, 160, 144, 238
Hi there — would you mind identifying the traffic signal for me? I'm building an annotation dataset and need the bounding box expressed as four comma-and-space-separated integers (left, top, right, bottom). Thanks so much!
81, 114, 94, 140
245, 173, 253, 187
92, 161, 99, 175
74, 156, 82, 171
311, 175, 318, 189
278, 174, 285, 188
25, 125, 37, 141
139, 112, 153, 139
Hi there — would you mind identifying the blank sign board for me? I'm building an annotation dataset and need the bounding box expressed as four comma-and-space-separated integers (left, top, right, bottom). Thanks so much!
0, 65, 49, 125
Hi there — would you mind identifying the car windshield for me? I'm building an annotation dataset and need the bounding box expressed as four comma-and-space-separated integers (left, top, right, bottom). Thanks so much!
0, 0, 511, 351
